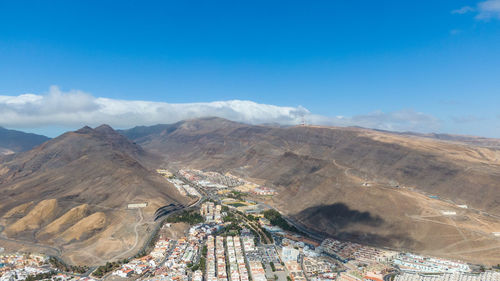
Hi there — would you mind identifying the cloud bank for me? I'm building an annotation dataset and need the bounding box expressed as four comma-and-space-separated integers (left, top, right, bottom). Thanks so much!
0, 86, 439, 134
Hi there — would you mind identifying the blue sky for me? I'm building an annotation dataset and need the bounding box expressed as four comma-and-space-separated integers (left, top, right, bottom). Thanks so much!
0, 0, 499, 137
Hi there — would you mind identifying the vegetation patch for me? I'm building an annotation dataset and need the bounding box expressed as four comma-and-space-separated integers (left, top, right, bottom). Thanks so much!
263, 209, 299, 233
92, 261, 125, 278
167, 210, 204, 225
217, 222, 242, 236
49, 257, 88, 274
25, 271, 57, 281
227, 202, 246, 207
225, 191, 246, 201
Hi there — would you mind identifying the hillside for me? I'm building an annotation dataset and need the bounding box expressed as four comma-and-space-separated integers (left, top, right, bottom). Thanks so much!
0, 125, 189, 265
121, 117, 500, 265
0, 127, 50, 155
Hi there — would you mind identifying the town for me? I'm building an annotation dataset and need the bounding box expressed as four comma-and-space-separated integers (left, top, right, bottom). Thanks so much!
1, 169, 500, 281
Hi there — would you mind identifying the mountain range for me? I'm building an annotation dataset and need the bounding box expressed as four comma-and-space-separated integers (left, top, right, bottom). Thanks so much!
121, 117, 500, 265
0, 127, 50, 155
1, 118, 500, 265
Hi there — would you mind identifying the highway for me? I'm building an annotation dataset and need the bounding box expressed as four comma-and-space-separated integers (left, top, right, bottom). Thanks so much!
283, 216, 325, 241
254, 201, 325, 242
135, 183, 206, 259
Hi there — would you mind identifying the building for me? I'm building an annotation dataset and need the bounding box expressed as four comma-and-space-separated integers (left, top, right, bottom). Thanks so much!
281, 246, 300, 262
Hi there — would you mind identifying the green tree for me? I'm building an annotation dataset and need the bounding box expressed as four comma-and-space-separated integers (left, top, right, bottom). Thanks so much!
167, 210, 204, 225
263, 209, 304, 235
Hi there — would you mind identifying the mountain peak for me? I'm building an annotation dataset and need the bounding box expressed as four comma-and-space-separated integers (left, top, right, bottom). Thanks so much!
75, 126, 94, 134
74, 124, 119, 138
94, 124, 115, 135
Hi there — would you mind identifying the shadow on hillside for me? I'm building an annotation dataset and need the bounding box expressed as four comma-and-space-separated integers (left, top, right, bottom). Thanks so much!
297, 202, 384, 229
293, 202, 417, 248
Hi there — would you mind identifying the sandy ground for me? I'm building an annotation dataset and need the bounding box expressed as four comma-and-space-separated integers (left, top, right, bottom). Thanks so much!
161, 222, 190, 240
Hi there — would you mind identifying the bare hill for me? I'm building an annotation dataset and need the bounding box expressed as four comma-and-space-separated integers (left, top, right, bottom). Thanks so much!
0, 125, 189, 265
59, 212, 107, 243
5, 199, 59, 236
121, 118, 500, 265
0, 127, 50, 155
39, 204, 90, 238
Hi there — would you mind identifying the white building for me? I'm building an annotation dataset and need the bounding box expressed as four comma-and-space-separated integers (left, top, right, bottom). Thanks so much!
282, 246, 300, 262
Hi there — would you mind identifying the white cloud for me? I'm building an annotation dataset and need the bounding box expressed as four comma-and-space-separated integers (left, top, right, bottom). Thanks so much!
452, 0, 500, 20
451, 6, 475, 14
0, 86, 440, 134
313, 110, 440, 133
477, 0, 500, 19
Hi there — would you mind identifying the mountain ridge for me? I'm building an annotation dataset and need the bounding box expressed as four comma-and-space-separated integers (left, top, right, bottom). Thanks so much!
0, 127, 50, 155
120, 117, 500, 265
0, 125, 188, 265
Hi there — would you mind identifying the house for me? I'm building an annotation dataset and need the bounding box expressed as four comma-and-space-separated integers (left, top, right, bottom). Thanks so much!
116, 268, 134, 278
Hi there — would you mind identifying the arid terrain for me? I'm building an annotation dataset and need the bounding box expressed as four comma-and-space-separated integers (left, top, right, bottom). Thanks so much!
1, 118, 500, 266
121, 117, 500, 265
0, 125, 190, 265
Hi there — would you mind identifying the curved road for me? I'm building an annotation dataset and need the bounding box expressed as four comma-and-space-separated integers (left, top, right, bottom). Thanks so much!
110, 188, 204, 261
110, 208, 144, 260
0, 233, 62, 256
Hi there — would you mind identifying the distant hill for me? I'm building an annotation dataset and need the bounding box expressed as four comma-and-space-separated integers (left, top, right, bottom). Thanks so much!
387, 130, 500, 148
0, 125, 189, 265
121, 117, 500, 265
0, 127, 50, 155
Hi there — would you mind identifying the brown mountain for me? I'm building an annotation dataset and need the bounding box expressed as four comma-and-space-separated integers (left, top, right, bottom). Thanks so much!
0, 127, 50, 155
0, 125, 189, 265
121, 117, 500, 265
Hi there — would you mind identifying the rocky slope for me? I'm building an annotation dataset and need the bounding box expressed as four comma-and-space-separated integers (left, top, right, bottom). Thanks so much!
0, 125, 189, 265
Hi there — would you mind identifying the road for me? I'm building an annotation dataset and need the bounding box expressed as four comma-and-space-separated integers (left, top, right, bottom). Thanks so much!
134, 188, 205, 258
255, 201, 325, 242
332, 158, 356, 180
110, 208, 144, 260
160, 240, 178, 266
384, 273, 396, 281
235, 213, 272, 244
0, 231, 62, 256
283, 216, 324, 241
81, 266, 98, 277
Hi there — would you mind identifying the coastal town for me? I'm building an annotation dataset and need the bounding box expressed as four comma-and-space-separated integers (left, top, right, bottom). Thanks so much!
1, 169, 500, 281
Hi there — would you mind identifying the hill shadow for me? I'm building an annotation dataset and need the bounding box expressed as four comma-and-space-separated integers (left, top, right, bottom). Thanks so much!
296, 202, 384, 230
294, 202, 417, 248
